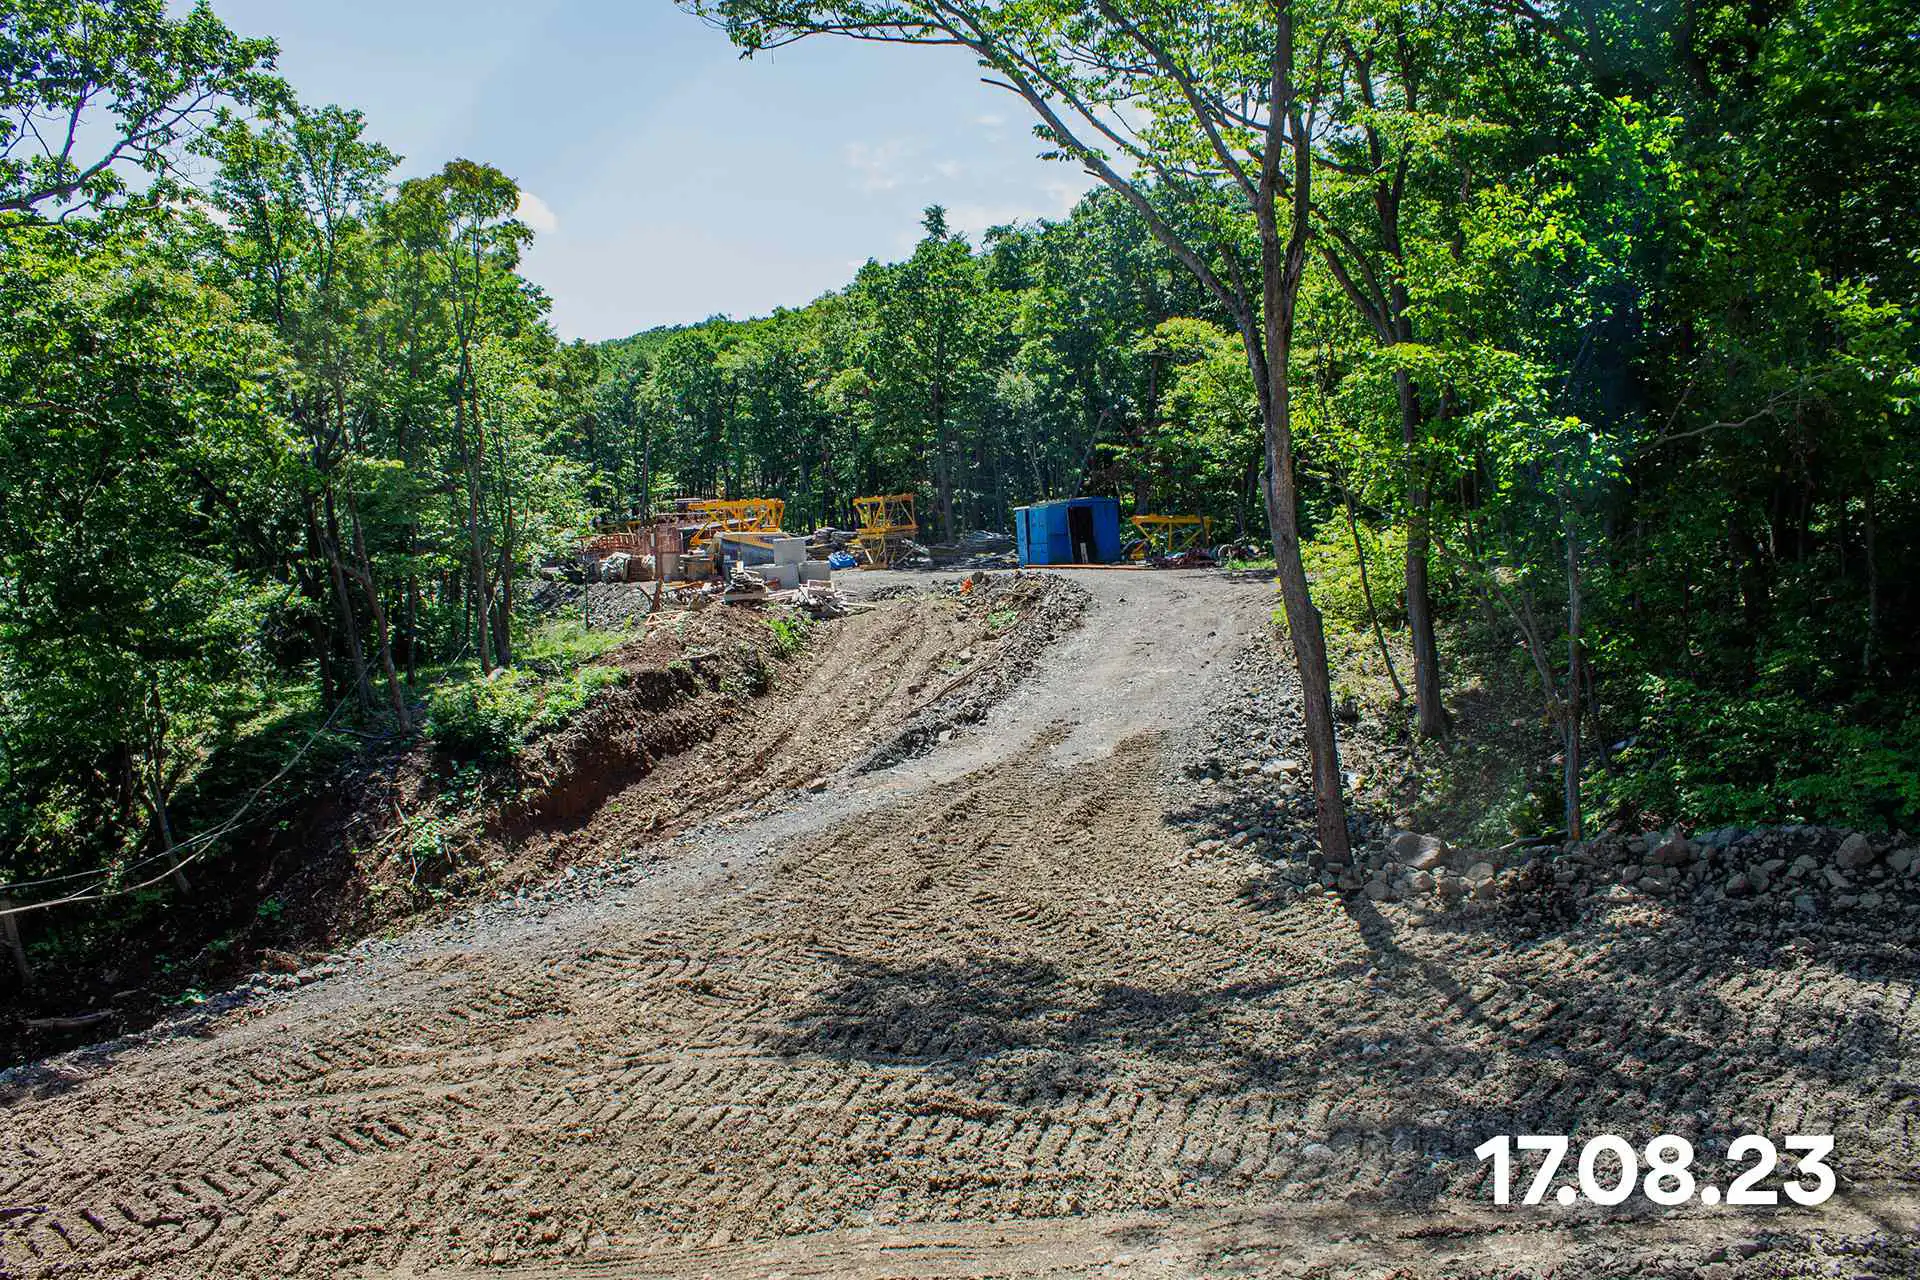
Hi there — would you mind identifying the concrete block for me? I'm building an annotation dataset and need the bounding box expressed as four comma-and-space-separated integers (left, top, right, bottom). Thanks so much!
799, 560, 831, 582
760, 561, 800, 589
772, 537, 809, 565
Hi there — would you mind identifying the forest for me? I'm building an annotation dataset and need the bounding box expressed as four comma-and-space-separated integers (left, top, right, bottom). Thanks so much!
2, 0, 1917, 932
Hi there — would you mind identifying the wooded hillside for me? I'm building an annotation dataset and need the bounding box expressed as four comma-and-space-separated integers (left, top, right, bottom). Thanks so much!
2, 0, 1916, 933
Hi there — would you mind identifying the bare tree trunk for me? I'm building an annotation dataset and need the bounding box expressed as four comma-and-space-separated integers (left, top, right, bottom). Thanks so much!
1339, 470, 1407, 706
1254, 19, 1352, 867
1396, 371, 1447, 737
1, 899, 32, 988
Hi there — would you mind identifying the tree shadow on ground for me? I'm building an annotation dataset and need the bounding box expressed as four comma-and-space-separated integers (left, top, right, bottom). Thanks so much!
768, 949, 1306, 1095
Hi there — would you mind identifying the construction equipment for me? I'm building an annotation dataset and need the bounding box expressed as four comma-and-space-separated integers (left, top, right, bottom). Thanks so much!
685, 497, 786, 551
853, 493, 917, 567
1127, 513, 1212, 561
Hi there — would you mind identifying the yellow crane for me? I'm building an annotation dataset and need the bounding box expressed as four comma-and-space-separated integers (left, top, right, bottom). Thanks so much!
1127, 513, 1211, 560
853, 493, 917, 567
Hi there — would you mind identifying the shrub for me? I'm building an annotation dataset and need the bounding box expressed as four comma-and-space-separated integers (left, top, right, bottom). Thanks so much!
426, 670, 539, 759
766, 615, 810, 657
1300, 522, 1407, 633
530, 665, 625, 733
426, 661, 628, 761
1595, 676, 1920, 832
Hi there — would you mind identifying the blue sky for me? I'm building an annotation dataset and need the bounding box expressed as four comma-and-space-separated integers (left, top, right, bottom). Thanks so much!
216, 0, 1094, 341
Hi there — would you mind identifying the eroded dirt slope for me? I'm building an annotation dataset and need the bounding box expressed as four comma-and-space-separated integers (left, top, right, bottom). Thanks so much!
2, 570, 1917, 1280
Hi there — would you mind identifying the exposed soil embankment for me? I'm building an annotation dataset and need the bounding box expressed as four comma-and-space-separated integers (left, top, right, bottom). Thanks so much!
0, 574, 1084, 1068
3, 570, 1918, 1280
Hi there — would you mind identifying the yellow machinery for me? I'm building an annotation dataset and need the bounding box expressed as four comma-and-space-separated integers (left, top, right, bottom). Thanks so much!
1127, 513, 1212, 560
853, 493, 917, 567
685, 497, 785, 551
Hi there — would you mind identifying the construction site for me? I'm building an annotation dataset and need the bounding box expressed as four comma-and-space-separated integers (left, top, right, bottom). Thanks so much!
3, 497, 1918, 1278
573, 493, 1226, 605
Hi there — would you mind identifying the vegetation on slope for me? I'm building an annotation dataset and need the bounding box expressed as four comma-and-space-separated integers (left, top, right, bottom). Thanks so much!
1, 0, 1916, 1018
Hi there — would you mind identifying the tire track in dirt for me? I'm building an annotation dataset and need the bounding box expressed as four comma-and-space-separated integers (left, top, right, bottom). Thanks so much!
2, 572, 1919, 1278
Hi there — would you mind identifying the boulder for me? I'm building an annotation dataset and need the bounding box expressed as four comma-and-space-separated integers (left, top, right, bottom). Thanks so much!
1890, 847, 1916, 874
1652, 834, 1695, 867
1389, 831, 1450, 870
1836, 833, 1876, 870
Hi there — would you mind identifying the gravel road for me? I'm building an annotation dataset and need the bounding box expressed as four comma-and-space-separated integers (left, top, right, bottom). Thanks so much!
2, 569, 1916, 1279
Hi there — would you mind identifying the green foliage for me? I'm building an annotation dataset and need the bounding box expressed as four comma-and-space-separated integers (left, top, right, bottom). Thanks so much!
0, 0, 285, 217
425, 659, 625, 761
765, 616, 811, 657
5, 0, 1919, 943
426, 670, 539, 760
1301, 522, 1407, 634
1598, 678, 1920, 832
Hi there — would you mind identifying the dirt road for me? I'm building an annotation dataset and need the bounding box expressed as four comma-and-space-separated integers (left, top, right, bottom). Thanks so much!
3, 570, 1917, 1278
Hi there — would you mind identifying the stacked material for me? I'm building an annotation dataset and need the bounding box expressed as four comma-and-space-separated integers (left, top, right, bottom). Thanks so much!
794, 582, 850, 618
723, 565, 769, 602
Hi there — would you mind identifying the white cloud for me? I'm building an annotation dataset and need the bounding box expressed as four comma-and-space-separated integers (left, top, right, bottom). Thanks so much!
845, 140, 911, 193
515, 190, 559, 235
945, 202, 1032, 243
946, 173, 1095, 244
975, 113, 1006, 128
1038, 177, 1089, 215
932, 159, 964, 181
167, 195, 232, 229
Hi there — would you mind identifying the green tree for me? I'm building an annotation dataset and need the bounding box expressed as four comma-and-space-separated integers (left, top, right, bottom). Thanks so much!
0, 0, 283, 216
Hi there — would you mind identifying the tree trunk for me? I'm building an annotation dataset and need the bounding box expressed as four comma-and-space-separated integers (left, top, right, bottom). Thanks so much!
1, 899, 32, 989
457, 388, 493, 673
1396, 371, 1447, 738
1340, 472, 1407, 706
932, 378, 954, 543
1252, 16, 1352, 868
1558, 463, 1585, 840
1863, 482, 1878, 677
148, 776, 191, 894
404, 568, 420, 686
1253, 85, 1351, 865
313, 496, 374, 712
494, 412, 516, 668
343, 490, 410, 730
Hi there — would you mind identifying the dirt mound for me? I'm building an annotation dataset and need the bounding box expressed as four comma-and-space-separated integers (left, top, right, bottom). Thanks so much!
854, 572, 1089, 770
0, 581, 1081, 1068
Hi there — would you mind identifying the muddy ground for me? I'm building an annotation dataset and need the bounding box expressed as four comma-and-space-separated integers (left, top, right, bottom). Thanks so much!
2, 569, 1917, 1279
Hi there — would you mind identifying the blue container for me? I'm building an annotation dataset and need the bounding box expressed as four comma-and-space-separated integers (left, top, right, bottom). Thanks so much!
1013, 497, 1123, 566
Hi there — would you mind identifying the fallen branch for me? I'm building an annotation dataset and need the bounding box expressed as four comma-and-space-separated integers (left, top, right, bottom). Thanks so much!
24, 1010, 114, 1032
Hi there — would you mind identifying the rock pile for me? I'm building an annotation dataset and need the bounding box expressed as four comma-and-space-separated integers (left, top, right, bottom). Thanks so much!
1175, 626, 1918, 924
1257, 813, 1916, 918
